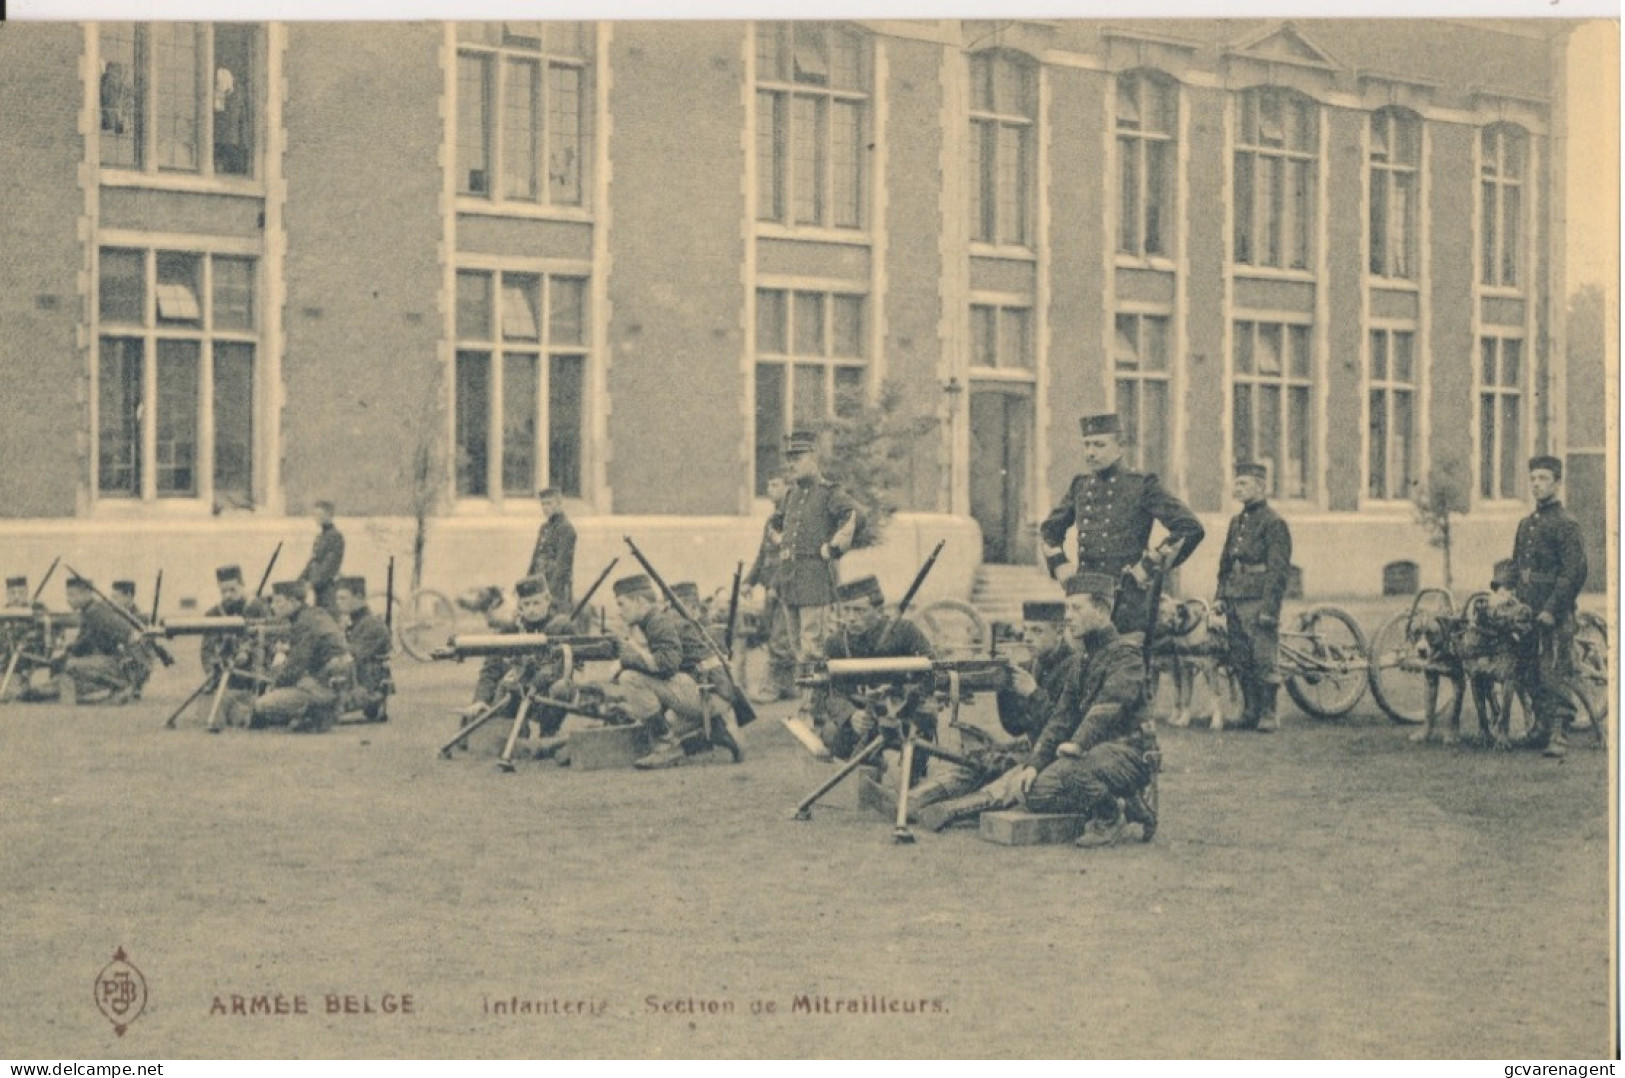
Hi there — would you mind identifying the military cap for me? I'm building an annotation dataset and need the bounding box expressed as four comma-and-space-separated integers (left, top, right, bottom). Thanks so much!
215, 565, 244, 583
1527, 455, 1563, 479
514, 575, 550, 599
836, 575, 884, 605
783, 430, 818, 456
1234, 462, 1269, 480
1062, 572, 1117, 600
1490, 559, 1517, 589
536, 487, 561, 500
66, 575, 93, 590
6, 576, 26, 589
335, 576, 367, 598
270, 581, 305, 600
670, 582, 701, 608
112, 580, 136, 596
1022, 600, 1067, 623
1078, 413, 1121, 437
612, 574, 656, 598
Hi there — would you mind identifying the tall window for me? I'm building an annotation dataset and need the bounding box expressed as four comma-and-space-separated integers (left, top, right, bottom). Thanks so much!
1369, 108, 1420, 279
1480, 124, 1526, 288
969, 51, 1035, 247
755, 22, 868, 230
454, 269, 588, 499
1479, 335, 1524, 499
97, 247, 257, 505
1232, 319, 1313, 499
1233, 87, 1318, 271
754, 288, 867, 493
1367, 327, 1416, 500
969, 303, 1032, 371
457, 22, 593, 208
99, 23, 259, 178
1116, 71, 1177, 259
1114, 312, 1171, 477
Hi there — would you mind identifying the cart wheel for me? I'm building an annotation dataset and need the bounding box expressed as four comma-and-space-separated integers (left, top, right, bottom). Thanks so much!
1570, 613, 1609, 737
1284, 605, 1370, 718
912, 600, 988, 659
1367, 610, 1456, 725
396, 588, 456, 662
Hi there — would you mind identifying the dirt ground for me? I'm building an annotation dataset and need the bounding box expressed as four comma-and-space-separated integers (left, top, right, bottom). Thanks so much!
1, 635, 1612, 1060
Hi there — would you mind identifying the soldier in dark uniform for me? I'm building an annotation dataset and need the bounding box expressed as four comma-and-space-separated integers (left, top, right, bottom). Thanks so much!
4, 576, 31, 610
662, 581, 744, 764
61, 575, 146, 705
297, 500, 346, 611
771, 430, 861, 744
745, 472, 797, 703
527, 487, 577, 611
1, 575, 46, 701
111, 580, 143, 621
252, 581, 350, 732
994, 600, 1077, 741
334, 576, 392, 722
1040, 413, 1204, 634
1509, 455, 1589, 757
811, 575, 937, 763
454, 574, 581, 754
1216, 462, 1294, 732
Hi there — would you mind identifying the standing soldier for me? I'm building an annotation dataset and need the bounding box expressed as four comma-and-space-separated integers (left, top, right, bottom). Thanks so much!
251, 581, 349, 732
1215, 462, 1293, 732
1040, 413, 1204, 634
745, 472, 796, 704
1509, 455, 1588, 758
528, 487, 577, 611
772, 431, 861, 743
297, 500, 346, 611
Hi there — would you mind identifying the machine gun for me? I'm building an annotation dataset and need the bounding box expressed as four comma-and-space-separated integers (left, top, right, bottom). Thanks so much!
0, 598, 78, 704
151, 615, 288, 731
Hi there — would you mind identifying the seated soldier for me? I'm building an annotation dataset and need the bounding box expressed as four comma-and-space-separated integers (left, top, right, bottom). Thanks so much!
811, 575, 937, 764
334, 576, 392, 722
457, 574, 581, 751
251, 581, 350, 732
199, 565, 275, 721
667, 580, 744, 764
918, 573, 1158, 846
61, 575, 146, 705
994, 600, 1077, 741
110, 578, 160, 698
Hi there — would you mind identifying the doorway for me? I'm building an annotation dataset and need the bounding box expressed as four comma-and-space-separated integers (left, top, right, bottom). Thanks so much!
968, 384, 1034, 564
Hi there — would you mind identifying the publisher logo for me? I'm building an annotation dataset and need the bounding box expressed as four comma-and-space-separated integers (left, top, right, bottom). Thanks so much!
95, 947, 147, 1036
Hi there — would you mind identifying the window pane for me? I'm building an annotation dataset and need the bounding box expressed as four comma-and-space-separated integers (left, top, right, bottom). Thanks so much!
1502, 339, 1522, 387
1503, 131, 1524, 179
212, 256, 254, 331
832, 294, 864, 358
792, 95, 825, 224
1394, 331, 1414, 383
548, 354, 585, 496
1146, 139, 1171, 256
831, 28, 864, 91
155, 340, 199, 496
1287, 385, 1310, 498
1369, 170, 1389, 275
213, 341, 254, 505
1395, 113, 1419, 166
969, 122, 987, 241
971, 306, 996, 368
1233, 321, 1253, 375
1116, 74, 1141, 128
455, 351, 491, 497
1291, 160, 1313, 268
756, 24, 786, 82
1479, 394, 1496, 499
1232, 384, 1253, 469
153, 23, 200, 172
1117, 378, 1139, 449
1290, 325, 1312, 379
500, 275, 540, 341
1259, 384, 1281, 488
1499, 395, 1520, 498
994, 55, 1030, 116
1233, 152, 1254, 263
1368, 389, 1387, 499
1480, 338, 1497, 387
997, 124, 1027, 245
99, 25, 144, 169
1501, 184, 1520, 286
457, 54, 492, 196
155, 252, 202, 326
457, 271, 493, 339
212, 24, 255, 177
793, 292, 824, 355
1392, 173, 1414, 277
792, 23, 830, 85
1369, 330, 1388, 381
1144, 316, 1169, 373
98, 338, 143, 496
1113, 313, 1137, 368
1481, 182, 1497, 285
99, 249, 145, 323
757, 290, 787, 354
754, 362, 785, 495
792, 363, 826, 425
969, 54, 992, 112
834, 367, 864, 417
757, 91, 783, 221
1143, 379, 1168, 477
502, 59, 540, 201
1264, 156, 1284, 266
550, 277, 586, 345
1000, 308, 1031, 369
1392, 388, 1414, 498
1118, 136, 1140, 254
831, 99, 862, 228
1257, 323, 1282, 375
501, 353, 538, 496
547, 64, 584, 206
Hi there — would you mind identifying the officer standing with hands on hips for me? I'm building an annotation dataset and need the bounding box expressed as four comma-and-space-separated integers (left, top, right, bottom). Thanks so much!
1039, 413, 1204, 633
1215, 462, 1293, 732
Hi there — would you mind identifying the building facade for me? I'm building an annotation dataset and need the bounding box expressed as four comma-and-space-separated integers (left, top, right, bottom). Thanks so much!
0, 19, 1589, 606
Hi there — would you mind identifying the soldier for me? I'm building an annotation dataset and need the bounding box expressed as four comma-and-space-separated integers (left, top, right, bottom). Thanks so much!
772, 430, 861, 740
745, 472, 797, 704
333, 576, 392, 722
251, 581, 349, 732
4, 576, 30, 610
1509, 455, 1589, 758
1215, 462, 1293, 733
297, 500, 346, 611
3, 577, 56, 703
111, 580, 143, 621
457, 575, 579, 753
811, 575, 937, 763
919, 573, 1158, 846
665, 581, 744, 764
994, 600, 1077, 741
1039, 413, 1204, 634
61, 575, 146, 705
527, 487, 577, 611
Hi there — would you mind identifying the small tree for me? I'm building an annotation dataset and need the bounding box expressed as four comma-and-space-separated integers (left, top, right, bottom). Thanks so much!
1410, 460, 1470, 593
814, 380, 939, 549
402, 390, 449, 592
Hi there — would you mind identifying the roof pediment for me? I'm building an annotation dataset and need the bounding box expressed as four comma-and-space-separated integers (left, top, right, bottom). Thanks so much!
1229, 22, 1340, 72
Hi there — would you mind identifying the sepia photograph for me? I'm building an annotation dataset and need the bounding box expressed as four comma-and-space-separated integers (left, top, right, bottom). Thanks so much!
0, 3, 1616, 1060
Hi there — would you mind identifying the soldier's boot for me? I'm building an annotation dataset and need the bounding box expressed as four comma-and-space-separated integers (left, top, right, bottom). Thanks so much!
1253, 684, 1279, 733
917, 787, 1009, 833
708, 709, 744, 764
634, 738, 687, 770
1074, 802, 1128, 849
1123, 788, 1158, 843
1543, 711, 1569, 758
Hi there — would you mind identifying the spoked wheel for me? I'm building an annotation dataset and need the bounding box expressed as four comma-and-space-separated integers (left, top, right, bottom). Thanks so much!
1561, 679, 1607, 750
912, 600, 988, 660
1282, 605, 1370, 718
1368, 610, 1458, 725
1570, 613, 1610, 740
396, 588, 456, 662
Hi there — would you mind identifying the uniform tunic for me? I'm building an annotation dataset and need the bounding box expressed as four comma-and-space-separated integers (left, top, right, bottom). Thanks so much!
772, 477, 861, 608
815, 613, 936, 761
298, 523, 346, 609
994, 640, 1077, 740
1509, 498, 1589, 740
528, 512, 578, 610
254, 603, 349, 729
1217, 499, 1293, 693
63, 598, 143, 694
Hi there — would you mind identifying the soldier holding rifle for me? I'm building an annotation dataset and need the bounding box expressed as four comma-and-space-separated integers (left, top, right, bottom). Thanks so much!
61, 575, 147, 705
334, 576, 393, 722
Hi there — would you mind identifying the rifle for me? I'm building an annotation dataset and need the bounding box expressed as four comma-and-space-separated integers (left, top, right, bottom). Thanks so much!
65, 565, 174, 668
150, 570, 163, 625
254, 542, 283, 599
723, 561, 743, 656
385, 557, 395, 636
571, 557, 619, 625
622, 535, 757, 727
0, 558, 62, 701
879, 539, 945, 648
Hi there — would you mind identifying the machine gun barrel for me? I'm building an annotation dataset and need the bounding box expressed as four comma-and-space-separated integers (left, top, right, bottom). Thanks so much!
795, 655, 1011, 694
429, 633, 617, 661
150, 615, 261, 636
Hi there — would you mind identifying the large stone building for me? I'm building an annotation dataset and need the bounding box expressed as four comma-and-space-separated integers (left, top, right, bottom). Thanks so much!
0, 19, 1594, 607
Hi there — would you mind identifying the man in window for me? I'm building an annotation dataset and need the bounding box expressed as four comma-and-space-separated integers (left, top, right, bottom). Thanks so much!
527, 487, 576, 612
250, 581, 349, 733
1040, 413, 1204, 634
297, 500, 346, 612
1216, 462, 1293, 733
1509, 455, 1588, 758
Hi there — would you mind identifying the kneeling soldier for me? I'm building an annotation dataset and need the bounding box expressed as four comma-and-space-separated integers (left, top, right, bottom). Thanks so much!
252, 581, 349, 732
459, 574, 581, 749
668, 581, 743, 763
588, 574, 704, 769
62, 575, 146, 705
334, 576, 392, 722
812, 575, 937, 763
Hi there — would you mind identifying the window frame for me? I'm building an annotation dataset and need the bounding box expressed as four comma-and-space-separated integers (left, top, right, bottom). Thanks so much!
1475, 332, 1528, 503
968, 49, 1038, 251
1114, 70, 1179, 262
1364, 323, 1420, 504
1367, 107, 1421, 283
1110, 308, 1174, 477
1230, 315, 1317, 502
1231, 86, 1320, 274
